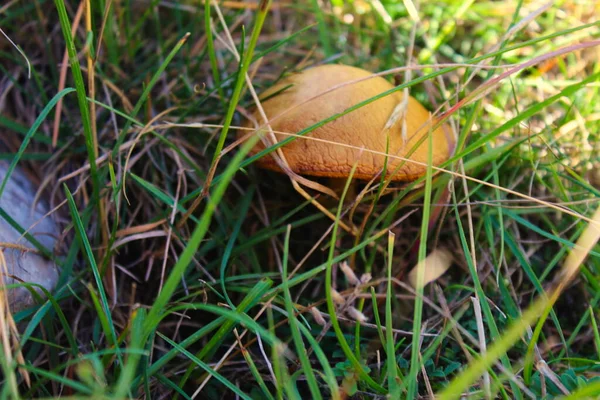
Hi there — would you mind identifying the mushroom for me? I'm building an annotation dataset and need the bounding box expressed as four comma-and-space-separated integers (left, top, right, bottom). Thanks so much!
240, 64, 454, 228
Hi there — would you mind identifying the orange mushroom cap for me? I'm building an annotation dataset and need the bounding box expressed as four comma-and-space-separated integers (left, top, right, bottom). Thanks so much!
241, 64, 454, 181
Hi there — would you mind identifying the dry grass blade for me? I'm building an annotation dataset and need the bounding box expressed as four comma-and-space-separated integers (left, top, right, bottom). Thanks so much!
0, 251, 30, 389
115, 219, 167, 238
551, 205, 600, 301
471, 297, 491, 400
0, 28, 30, 79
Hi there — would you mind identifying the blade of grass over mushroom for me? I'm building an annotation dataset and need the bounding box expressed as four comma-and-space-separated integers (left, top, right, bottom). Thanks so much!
186, 43, 591, 205
256, 112, 600, 232
232, 38, 600, 189
362, 138, 523, 240
372, 46, 600, 195
437, 206, 600, 400
0, 87, 75, 199
324, 160, 386, 394
53, 0, 99, 204
64, 186, 123, 367
281, 224, 323, 400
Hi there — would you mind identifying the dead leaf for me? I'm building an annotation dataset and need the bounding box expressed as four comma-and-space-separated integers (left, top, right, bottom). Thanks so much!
408, 248, 453, 289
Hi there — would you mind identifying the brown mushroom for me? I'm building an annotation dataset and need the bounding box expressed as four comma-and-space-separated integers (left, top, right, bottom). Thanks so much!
240, 64, 454, 230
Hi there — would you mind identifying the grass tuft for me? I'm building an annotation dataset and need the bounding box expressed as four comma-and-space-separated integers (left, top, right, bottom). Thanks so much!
0, 1, 599, 398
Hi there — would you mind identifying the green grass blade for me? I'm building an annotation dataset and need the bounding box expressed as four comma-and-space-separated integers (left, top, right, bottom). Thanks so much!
0, 206, 54, 260
175, 282, 271, 387
238, 341, 276, 400
324, 164, 386, 394
127, 278, 272, 393
281, 224, 323, 400
220, 187, 255, 309
64, 186, 122, 367
0, 87, 75, 198
143, 132, 261, 332
114, 308, 147, 398
406, 119, 435, 399
53, 0, 99, 202
309, 0, 333, 57
386, 232, 401, 396
209, 0, 271, 166
113, 32, 190, 155
21, 365, 93, 395
560, 380, 600, 399
158, 332, 252, 400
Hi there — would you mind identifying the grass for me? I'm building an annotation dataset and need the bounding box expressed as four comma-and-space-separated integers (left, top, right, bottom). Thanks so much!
0, 0, 599, 398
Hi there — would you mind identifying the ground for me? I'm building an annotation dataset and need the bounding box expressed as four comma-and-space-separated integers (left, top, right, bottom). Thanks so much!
0, 0, 599, 399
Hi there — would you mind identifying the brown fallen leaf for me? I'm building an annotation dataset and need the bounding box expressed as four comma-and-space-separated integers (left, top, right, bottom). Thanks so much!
408, 248, 453, 289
